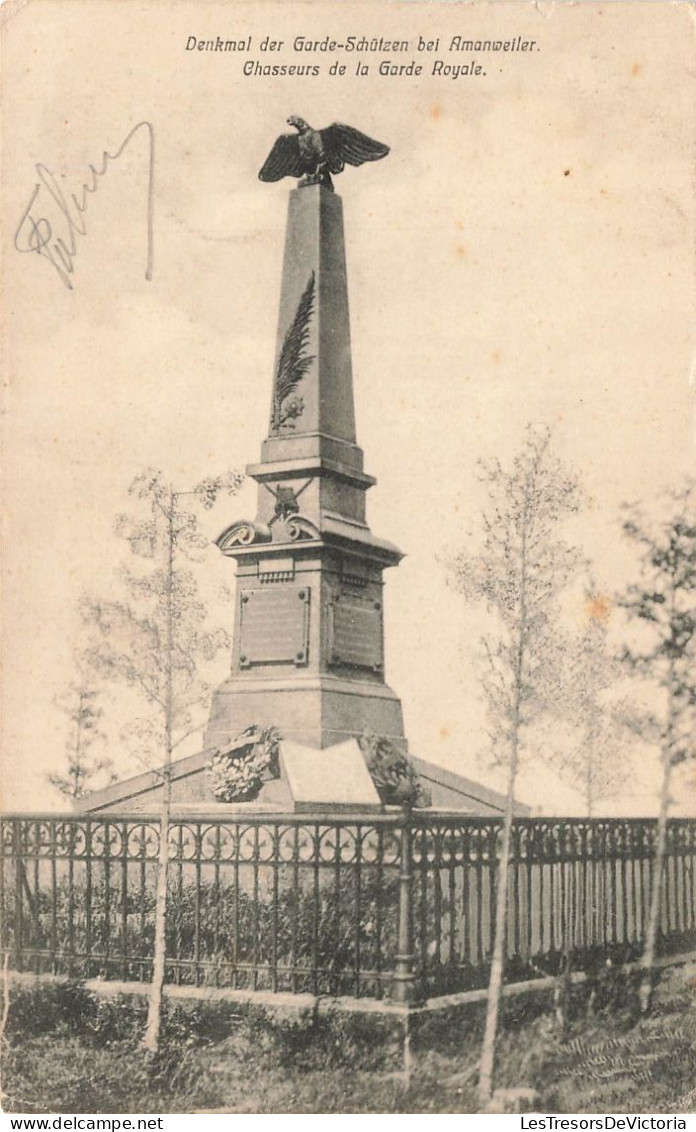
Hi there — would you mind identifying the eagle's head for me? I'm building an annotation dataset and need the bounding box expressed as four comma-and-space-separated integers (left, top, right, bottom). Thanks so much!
287, 116, 309, 133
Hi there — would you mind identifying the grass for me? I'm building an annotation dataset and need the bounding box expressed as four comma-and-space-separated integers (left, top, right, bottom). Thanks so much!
2, 962, 695, 1114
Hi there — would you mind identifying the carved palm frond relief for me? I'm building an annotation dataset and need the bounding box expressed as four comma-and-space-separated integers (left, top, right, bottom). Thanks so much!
272, 271, 315, 430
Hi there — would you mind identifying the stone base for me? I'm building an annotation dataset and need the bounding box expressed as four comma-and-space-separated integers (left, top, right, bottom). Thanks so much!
277, 738, 382, 810
205, 674, 407, 751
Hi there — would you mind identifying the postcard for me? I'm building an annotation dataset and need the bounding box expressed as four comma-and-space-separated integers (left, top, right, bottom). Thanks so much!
2, 0, 694, 1117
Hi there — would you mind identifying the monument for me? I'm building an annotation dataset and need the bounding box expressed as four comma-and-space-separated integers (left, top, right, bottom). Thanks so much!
77, 119, 530, 818
205, 119, 405, 753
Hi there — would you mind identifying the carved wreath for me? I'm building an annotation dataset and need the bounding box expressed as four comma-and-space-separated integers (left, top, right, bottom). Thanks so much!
271, 272, 315, 432
359, 732, 431, 808
208, 726, 280, 803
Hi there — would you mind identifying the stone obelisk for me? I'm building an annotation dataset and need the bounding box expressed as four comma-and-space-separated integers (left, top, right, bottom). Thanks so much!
205, 181, 406, 751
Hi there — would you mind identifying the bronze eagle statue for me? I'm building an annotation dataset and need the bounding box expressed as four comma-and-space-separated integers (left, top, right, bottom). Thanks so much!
259, 117, 389, 191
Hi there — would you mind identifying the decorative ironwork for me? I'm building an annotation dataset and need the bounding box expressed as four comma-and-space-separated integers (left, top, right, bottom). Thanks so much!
127, 823, 160, 859
1, 813, 694, 1002
91, 823, 124, 858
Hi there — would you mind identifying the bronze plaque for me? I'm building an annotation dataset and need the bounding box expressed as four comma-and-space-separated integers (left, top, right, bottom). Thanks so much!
328, 598, 383, 672
239, 587, 310, 667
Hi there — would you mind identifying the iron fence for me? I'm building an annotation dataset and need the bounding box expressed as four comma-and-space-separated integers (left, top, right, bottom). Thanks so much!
1, 813, 694, 1001
409, 816, 696, 996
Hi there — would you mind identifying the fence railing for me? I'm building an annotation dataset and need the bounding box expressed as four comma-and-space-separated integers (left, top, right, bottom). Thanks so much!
1, 813, 695, 1002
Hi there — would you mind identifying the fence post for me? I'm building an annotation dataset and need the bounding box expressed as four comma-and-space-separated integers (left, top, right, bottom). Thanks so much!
392, 808, 416, 1004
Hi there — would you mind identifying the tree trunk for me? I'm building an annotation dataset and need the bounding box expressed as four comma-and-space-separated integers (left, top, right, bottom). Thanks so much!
477, 743, 518, 1107
143, 488, 175, 1054
478, 485, 530, 1109
638, 745, 673, 1014
142, 774, 170, 1052
639, 647, 677, 1016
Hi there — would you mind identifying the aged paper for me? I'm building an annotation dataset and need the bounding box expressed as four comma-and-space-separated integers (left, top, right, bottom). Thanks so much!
2, 0, 696, 1118
3, 0, 694, 817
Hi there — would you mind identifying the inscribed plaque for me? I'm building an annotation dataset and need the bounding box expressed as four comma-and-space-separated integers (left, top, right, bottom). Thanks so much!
328, 598, 383, 672
239, 587, 310, 667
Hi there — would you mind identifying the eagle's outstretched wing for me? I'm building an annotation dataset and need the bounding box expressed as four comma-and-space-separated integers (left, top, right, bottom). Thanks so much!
320, 123, 390, 175
259, 133, 304, 182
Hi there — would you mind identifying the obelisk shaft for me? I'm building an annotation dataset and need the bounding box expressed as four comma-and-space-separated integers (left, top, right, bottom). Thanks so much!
265, 185, 357, 454
206, 184, 406, 752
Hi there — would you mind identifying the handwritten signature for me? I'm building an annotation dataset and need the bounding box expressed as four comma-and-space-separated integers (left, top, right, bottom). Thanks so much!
14, 121, 155, 291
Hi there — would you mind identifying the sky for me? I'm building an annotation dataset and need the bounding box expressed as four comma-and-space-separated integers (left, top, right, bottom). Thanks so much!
2, 0, 695, 815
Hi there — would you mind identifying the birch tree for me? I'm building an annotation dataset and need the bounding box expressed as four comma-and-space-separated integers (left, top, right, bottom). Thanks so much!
48, 669, 112, 800
450, 424, 583, 1107
618, 480, 696, 1012
553, 590, 626, 816
82, 467, 243, 1053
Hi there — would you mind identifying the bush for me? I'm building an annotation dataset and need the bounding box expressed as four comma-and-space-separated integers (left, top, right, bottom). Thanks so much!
6, 980, 97, 1039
